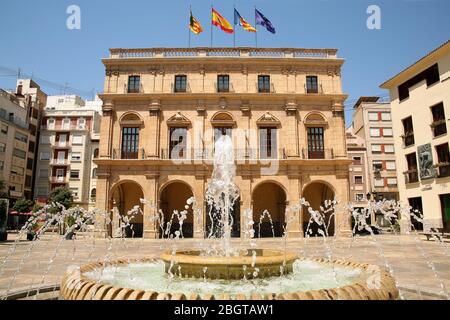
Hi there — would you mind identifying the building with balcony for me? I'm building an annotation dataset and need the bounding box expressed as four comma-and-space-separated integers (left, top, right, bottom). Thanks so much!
34, 95, 102, 208
352, 97, 399, 203
346, 126, 370, 215
381, 40, 450, 232
95, 47, 352, 239
0, 79, 47, 204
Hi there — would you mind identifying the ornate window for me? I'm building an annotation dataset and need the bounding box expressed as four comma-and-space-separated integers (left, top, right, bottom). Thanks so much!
121, 127, 139, 159
128, 76, 140, 93
307, 127, 325, 159
306, 76, 318, 94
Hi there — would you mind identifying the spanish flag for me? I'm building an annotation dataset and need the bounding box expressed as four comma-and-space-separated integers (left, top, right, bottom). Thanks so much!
212, 8, 234, 34
234, 9, 257, 33
190, 10, 203, 35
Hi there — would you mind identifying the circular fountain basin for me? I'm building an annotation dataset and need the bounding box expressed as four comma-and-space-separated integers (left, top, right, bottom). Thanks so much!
160, 250, 298, 280
60, 257, 399, 300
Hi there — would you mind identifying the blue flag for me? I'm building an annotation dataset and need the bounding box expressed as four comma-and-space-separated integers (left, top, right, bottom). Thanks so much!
255, 9, 276, 34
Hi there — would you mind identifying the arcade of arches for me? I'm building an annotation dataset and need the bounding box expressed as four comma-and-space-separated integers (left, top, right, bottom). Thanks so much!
106, 179, 343, 239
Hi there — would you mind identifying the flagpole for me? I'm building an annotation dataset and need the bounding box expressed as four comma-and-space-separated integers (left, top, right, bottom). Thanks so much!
210, 4, 213, 48
254, 6, 258, 48
188, 6, 191, 48
233, 5, 236, 48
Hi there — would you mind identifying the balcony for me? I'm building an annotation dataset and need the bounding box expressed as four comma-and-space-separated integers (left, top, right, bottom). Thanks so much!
51, 142, 72, 149
431, 120, 447, 137
305, 84, 324, 94
112, 148, 146, 160
160, 148, 288, 160
434, 162, 450, 178
401, 132, 415, 147
404, 170, 419, 184
301, 148, 334, 160
50, 176, 68, 184
41, 124, 87, 132
50, 159, 70, 166
124, 83, 144, 94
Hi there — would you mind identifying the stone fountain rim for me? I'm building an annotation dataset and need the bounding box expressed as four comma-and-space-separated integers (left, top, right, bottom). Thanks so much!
60, 257, 400, 300
160, 250, 298, 266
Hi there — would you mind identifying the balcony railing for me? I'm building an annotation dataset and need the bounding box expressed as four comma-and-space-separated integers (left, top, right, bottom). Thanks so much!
124, 83, 144, 94
41, 124, 87, 131
431, 120, 447, 137
50, 159, 70, 166
51, 177, 68, 184
404, 170, 419, 184
52, 142, 72, 149
112, 148, 146, 160
160, 148, 290, 160
301, 148, 334, 160
402, 132, 415, 147
304, 84, 324, 94
109, 48, 339, 60
435, 162, 450, 178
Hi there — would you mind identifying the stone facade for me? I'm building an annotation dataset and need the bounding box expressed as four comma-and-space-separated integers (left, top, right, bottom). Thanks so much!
95, 47, 352, 239
381, 41, 450, 232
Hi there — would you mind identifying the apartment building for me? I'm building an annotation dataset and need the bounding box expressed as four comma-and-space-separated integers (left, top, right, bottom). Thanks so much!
381, 40, 450, 232
34, 95, 102, 209
352, 97, 399, 203
0, 79, 47, 203
346, 126, 370, 212
95, 47, 352, 239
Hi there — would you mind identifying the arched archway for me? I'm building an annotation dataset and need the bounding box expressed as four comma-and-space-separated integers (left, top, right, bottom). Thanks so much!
159, 181, 194, 238
252, 182, 287, 238
302, 181, 336, 237
110, 181, 144, 238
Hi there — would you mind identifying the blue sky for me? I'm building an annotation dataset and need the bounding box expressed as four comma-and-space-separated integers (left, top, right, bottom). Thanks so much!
0, 0, 449, 125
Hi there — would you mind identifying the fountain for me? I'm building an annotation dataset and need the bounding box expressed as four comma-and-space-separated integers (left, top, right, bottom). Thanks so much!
57, 134, 399, 300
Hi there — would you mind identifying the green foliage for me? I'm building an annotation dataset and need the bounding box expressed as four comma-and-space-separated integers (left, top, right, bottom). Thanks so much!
49, 187, 73, 213
13, 199, 34, 213
0, 179, 7, 199
32, 203, 44, 213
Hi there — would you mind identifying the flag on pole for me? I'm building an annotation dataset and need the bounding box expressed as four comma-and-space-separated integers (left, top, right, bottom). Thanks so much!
234, 9, 257, 32
212, 8, 234, 34
189, 10, 203, 34
255, 9, 276, 34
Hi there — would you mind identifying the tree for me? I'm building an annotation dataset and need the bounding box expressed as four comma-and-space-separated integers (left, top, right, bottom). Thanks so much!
0, 179, 7, 198
13, 199, 34, 213
49, 187, 73, 212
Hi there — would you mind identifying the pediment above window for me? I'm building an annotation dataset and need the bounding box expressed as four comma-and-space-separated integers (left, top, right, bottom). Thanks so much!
167, 112, 191, 127
256, 112, 281, 127
211, 111, 236, 127
304, 112, 328, 127
119, 112, 144, 127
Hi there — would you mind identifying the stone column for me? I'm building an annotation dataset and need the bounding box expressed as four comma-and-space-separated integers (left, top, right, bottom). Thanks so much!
99, 101, 114, 158
285, 103, 299, 157
193, 174, 205, 239
143, 172, 159, 239
287, 172, 302, 238
240, 174, 252, 238
147, 100, 161, 159
335, 171, 352, 237
331, 102, 347, 159
95, 172, 111, 238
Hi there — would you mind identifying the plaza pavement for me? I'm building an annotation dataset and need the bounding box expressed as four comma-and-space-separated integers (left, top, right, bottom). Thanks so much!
0, 233, 449, 300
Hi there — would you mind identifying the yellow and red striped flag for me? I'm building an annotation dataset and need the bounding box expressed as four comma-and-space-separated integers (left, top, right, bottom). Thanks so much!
234, 9, 257, 33
212, 8, 234, 34
189, 10, 203, 35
